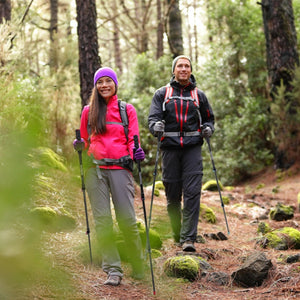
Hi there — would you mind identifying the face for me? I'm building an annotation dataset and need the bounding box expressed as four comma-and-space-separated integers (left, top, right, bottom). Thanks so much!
96, 76, 116, 102
173, 58, 192, 85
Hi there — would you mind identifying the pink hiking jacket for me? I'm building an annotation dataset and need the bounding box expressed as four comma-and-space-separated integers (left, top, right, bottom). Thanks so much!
80, 95, 140, 170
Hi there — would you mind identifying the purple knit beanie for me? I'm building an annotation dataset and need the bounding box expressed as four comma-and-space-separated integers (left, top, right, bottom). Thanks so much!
94, 67, 118, 86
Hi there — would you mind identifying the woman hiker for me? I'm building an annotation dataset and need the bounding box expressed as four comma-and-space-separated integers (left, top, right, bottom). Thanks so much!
73, 67, 145, 286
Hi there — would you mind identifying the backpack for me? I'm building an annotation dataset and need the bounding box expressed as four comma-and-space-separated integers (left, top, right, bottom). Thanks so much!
162, 85, 202, 134
87, 99, 129, 141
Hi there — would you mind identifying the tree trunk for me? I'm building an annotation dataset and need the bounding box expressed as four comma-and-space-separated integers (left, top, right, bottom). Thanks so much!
112, 0, 123, 74
49, 0, 58, 73
193, 0, 199, 63
167, 0, 183, 58
76, 0, 101, 109
0, 0, 11, 23
156, 0, 164, 59
260, 0, 299, 169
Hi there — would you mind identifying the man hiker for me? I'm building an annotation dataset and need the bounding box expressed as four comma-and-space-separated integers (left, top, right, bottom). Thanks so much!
148, 55, 215, 252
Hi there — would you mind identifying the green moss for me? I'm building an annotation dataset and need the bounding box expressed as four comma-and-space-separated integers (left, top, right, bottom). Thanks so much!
34, 147, 68, 172
265, 227, 300, 250
222, 195, 230, 205
272, 186, 280, 194
279, 227, 300, 248
151, 249, 162, 258
257, 222, 272, 235
202, 180, 223, 191
298, 192, 300, 204
154, 189, 160, 197
200, 203, 216, 224
269, 203, 294, 221
164, 255, 199, 281
155, 181, 164, 190
31, 206, 57, 225
224, 186, 234, 191
264, 231, 284, 249
256, 183, 265, 190
137, 222, 162, 249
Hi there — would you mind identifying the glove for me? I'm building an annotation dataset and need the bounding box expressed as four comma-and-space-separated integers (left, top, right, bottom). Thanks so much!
202, 126, 212, 138
73, 138, 85, 151
133, 147, 145, 161
153, 121, 165, 135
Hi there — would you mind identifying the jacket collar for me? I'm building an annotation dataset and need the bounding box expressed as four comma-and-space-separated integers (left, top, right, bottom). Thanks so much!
170, 74, 196, 91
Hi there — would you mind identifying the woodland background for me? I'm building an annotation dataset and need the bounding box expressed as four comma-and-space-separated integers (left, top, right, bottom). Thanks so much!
0, 0, 299, 299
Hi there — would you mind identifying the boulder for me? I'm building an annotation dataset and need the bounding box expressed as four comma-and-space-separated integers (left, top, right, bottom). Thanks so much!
231, 251, 272, 287
269, 202, 294, 221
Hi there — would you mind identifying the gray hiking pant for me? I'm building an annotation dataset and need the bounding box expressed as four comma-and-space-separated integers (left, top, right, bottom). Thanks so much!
85, 167, 144, 277
161, 144, 203, 243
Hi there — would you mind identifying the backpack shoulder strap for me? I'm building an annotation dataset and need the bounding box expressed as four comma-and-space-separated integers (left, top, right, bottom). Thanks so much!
163, 85, 173, 111
118, 99, 129, 142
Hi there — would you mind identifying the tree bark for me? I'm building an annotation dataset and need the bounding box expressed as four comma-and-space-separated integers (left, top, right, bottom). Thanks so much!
112, 0, 123, 74
156, 0, 164, 59
167, 0, 183, 58
76, 0, 101, 109
260, 0, 299, 169
0, 0, 11, 23
49, 0, 58, 73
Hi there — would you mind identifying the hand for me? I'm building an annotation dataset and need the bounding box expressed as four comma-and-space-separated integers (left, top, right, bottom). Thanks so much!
73, 138, 85, 151
153, 121, 165, 135
202, 126, 212, 138
133, 147, 145, 161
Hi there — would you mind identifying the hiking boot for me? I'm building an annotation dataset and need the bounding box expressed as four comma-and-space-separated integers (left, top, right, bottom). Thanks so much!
182, 241, 196, 252
103, 275, 122, 286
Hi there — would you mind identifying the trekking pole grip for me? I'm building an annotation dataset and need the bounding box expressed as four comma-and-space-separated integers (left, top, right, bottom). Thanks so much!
134, 135, 139, 149
76, 129, 81, 141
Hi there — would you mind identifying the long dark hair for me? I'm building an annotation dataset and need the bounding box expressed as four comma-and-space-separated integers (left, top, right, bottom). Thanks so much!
88, 87, 107, 135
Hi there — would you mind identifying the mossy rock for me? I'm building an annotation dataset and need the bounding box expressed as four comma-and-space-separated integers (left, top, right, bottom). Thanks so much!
257, 222, 272, 235
222, 195, 230, 205
151, 249, 163, 258
202, 180, 223, 192
55, 208, 77, 230
164, 255, 199, 281
154, 189, 160, 197
264, 227, 300, 250
155, 181, 164, 190
30, 206, 76, 231
200, 203, 216, 224
31, 206, 57, 226
137, 222, 162, 249
33, 147, 68, 172
224, 186, 234, 191
256, 183, 265, 190
269, 202, 294, 221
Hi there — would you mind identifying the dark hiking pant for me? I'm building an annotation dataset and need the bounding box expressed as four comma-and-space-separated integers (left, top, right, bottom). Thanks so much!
161, 144, 203, 243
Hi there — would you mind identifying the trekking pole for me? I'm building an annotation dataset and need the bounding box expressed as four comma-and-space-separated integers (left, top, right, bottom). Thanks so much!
204, 136, 230, 235
75, 129, 93, 264
134, 135, 156, 296
148, 132, 162, 230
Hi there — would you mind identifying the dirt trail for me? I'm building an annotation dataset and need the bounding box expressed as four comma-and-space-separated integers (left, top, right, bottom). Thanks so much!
30, 166, 300, 299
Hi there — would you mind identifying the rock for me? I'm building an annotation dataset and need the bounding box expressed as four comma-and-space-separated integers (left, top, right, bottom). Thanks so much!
286, 254, 300, 263
164, 255, 200, 281
202, 180, 224, 191
262, 227, 300, 250
231, 251, 272, 287
207, 272, 230, 286
200, 203, 216, 224
269, 202, 294, 221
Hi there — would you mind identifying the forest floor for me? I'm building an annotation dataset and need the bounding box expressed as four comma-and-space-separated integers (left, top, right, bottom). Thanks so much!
26, 164, 300, 300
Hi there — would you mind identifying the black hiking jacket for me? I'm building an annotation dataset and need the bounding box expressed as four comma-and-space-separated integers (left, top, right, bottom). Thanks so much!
148, 75, 215, 149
